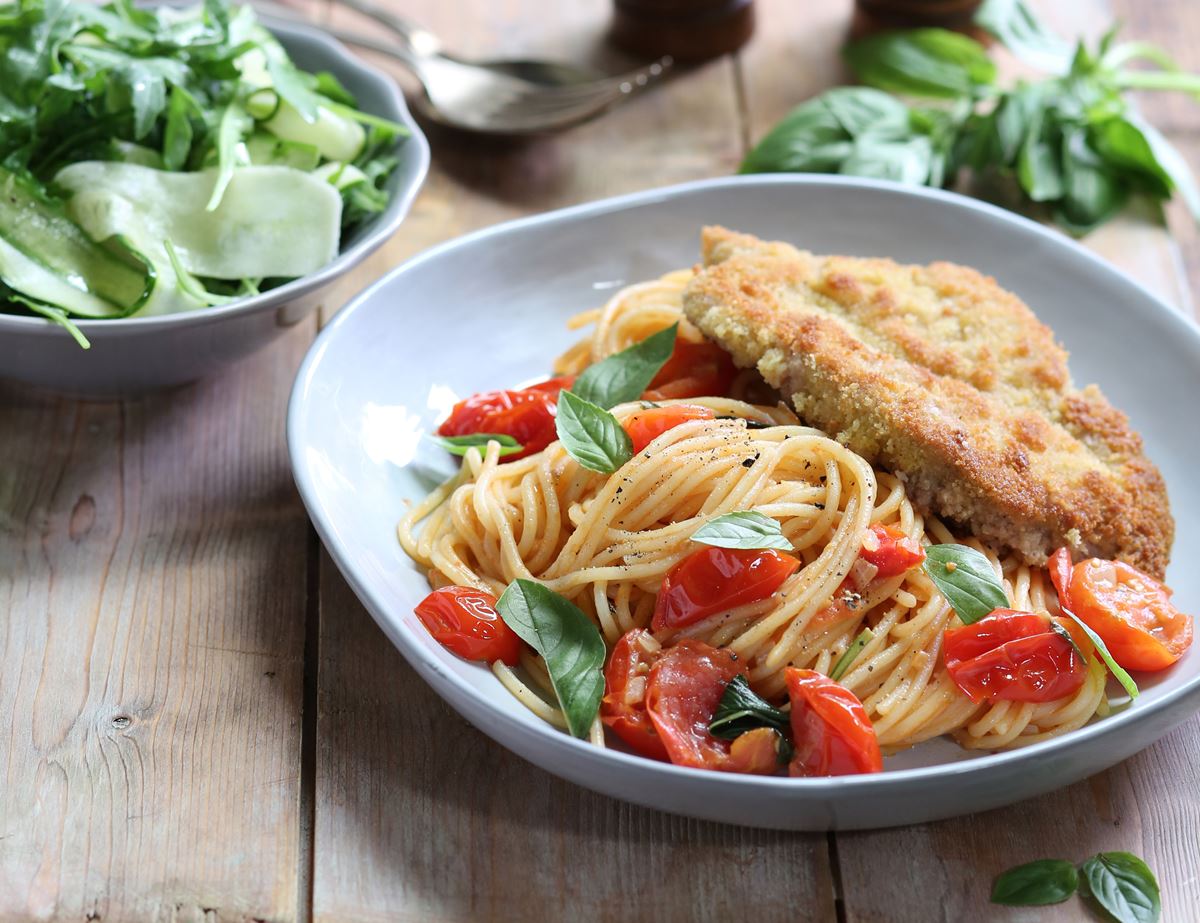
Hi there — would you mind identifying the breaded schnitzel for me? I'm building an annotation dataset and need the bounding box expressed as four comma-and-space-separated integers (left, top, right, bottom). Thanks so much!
682, 226, 1172, 577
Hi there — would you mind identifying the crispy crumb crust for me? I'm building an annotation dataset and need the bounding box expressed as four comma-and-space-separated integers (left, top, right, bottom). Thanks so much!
683, 226, 1173, 577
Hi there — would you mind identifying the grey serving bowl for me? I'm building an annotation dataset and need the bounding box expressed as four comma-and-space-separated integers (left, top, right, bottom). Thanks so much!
0, 15, 429, 395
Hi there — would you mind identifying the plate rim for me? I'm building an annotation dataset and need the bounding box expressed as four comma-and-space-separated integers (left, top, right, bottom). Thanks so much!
289, 172, 1200, 794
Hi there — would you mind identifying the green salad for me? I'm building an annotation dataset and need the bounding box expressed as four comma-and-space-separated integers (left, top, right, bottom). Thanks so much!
0, 0, 406, 346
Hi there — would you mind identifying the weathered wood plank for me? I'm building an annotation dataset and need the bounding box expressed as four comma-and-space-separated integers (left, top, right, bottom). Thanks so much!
0, 324, 314, 922
309, 2, 834, 920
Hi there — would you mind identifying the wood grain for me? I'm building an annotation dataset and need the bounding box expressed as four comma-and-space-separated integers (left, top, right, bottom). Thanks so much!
0, 324, 314, 922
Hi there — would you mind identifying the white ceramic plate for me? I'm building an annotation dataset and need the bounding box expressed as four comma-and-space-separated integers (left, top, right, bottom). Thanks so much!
288, 175, 1200, 830
0, 15, 429, 395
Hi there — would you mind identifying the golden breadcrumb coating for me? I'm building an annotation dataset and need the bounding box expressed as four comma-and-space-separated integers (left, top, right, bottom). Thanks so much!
682, 226, 1172, 577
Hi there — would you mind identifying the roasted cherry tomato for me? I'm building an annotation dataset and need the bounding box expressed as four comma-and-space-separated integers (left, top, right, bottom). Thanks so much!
644, 640, 775, 773
413, 586, 522, 665
860, 524, 925, 579
1054, 552, 1192, 672
644, 338, 738, 401
437, 376, 573, 460
652, 546, 801, 632
785, 668, 882, 777
624, 403, 716, 455
600, 629, 670, 760
943, 608, 1087, 703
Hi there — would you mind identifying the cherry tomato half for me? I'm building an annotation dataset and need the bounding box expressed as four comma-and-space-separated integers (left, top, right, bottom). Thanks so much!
860, 524, 926, 579
413, 586, 523, 665
943, 608, 1087, 703
644, 640, 775, 774
600, 629, 670, 760
437, 376, 573, 460
1065, 557, 1192, 672
785, 668, 882, 777
644, 338, 738, 401
624, 403, 716, 455
652, 546, 801, 632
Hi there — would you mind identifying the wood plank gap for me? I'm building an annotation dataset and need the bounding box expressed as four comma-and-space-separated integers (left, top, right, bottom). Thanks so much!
730, 52, 752, 157
825, 831, 847, 923
296, 525, 322, 923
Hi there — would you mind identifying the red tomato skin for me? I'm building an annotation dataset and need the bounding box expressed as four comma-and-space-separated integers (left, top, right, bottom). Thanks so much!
414, 586, 523, 665
861, 524, 926, 579
437, 376, 573, 460
943, 609, 1087, 704
1068, 559, 1193, 672
644, 338, 738, 401
645, 640, 773, 772
601, 630, 670, 761
1048, 546, 1074, 604
624, 404, 716, 455
785, 668, 882, 777
651, 546, 801, 632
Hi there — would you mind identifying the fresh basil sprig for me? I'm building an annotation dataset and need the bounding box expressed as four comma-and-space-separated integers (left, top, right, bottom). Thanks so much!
922, 544, 1010, 625
495, 579, 606, 739
709, 674, 792, 763
991, 859, 1078, 906
830, 627, 874, 682
691, 511, 793, 552
554, 390, 633, 474
741, 5, 1200, 234
434, 433, 523, 457
992, 852, 1160, 921
1080, 852, 1161, 923
571, 323, 677, 409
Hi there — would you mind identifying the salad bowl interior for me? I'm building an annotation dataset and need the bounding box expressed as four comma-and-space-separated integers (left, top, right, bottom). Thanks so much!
288, 175, 1200, 830
0, 13, 429, 396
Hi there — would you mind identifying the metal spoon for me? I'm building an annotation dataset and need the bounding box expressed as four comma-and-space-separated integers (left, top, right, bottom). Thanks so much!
258, 1, 672, 134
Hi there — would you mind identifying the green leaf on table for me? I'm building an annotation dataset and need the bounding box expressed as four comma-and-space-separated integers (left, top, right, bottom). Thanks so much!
1057, 128, 1128, 232
829, 627, 874, 682
974, 0, 1073, 74
570, 322, 677, 409
1017, 133, 1065, 201
991, 859, 1078, 906
922, 544, 1009, 625
844, 28, 997, 100
692, 511, 793, 552
823, 86, 913, 139
1092, 116, 1179, 201
842, 135, 935, 185
496, 579, 605, 739
1129, 115, 1200, 222
554, 390, 633, 474
1080, 852, 1160, 923
433, 433, 524, 458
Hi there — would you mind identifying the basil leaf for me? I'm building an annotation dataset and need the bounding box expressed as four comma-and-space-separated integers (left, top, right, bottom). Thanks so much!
1080, 852, 1160, 923
571, 323, 677, 410
1061, 611, 1139, 700
844, 29, 997, 100
709, 674, 790, 740
495, 579, 606, 739
1130, 115, 1200, 222
991, 859, 1078, 906
1091, 116, 1176, 201
1057, 128, 1128, 232
974, 0, 1073, 73
692, 511, 793, 552
842, 135, 934, 185
922, 544, 1009, 625
822, 86, 914, 139
554, 390, 633, 474
1017, 109, 1065, 202
433, 433, 523, 457
830, 628, 874, 682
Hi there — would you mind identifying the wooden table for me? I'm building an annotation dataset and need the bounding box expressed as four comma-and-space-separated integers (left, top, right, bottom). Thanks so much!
3, 1, 1198, 920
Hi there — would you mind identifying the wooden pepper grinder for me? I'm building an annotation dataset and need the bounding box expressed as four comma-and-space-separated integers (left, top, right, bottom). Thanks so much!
610, 0, 755, 62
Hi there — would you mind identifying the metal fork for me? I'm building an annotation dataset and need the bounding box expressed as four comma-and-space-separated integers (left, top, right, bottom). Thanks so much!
256, 1, 673, 134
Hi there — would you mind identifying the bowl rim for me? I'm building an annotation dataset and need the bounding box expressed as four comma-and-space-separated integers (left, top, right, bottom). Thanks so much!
289, 172, 1200, 793
0, 12, 430, 338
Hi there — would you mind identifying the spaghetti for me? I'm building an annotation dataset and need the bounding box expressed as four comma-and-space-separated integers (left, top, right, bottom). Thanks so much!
400, 270, 1109, 758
